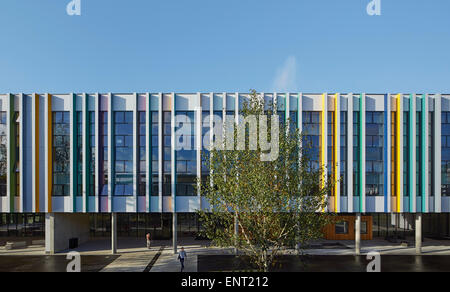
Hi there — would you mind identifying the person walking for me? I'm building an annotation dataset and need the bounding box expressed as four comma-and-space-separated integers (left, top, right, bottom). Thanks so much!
146, 233, 151, 249
178, 247, 187, 272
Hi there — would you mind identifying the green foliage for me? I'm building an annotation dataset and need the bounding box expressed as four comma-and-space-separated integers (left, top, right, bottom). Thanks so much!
197, 90, 335, 271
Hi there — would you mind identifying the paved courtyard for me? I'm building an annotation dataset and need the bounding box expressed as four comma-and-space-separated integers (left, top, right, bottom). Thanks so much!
2, 237, 450, 271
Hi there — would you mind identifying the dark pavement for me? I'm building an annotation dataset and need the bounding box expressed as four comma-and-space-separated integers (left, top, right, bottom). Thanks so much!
0, 255, 119, 272
198, 255, 450, 272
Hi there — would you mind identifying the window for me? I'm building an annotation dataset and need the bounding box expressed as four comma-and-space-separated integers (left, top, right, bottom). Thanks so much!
163, 111, 171, 196
53, 111, 70, 196
353, 112, 359, 196
201, 111, 210, 174
138, 111, 146, 196
403, 112, 409, 197
361, 221, 368, 235
416, 110, 421, 197
340, 112, 347, 196
335, 221, 349, 234
302, 111, 320, 170
365, 112, 384, 196
88, 111, 95, 196
151, 111, 159, 196
391, 111, 396, 197
0, 112, 6, 196
176, 111, 196, 196
327, 112, 334, 196
76, 112, 82, 196
114, 111, 133, 196
15, 112, 19, 197
100, 111, 108, 196
442, 112, 450, 196
289, 111, 297, 132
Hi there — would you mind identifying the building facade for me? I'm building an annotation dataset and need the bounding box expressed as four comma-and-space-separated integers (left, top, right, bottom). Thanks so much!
0, 92, 449, 252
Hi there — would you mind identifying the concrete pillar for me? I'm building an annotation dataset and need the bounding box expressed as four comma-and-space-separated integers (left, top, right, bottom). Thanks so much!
45, 213, 55, 255
111, 213, 117, 254
173, 213, 177, 254
45, 213, 90, 254
416, 213, 422, 255
355, 213, 361, 255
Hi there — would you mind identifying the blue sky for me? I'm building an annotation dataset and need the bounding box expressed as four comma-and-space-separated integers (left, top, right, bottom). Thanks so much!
0, 0, 449, 93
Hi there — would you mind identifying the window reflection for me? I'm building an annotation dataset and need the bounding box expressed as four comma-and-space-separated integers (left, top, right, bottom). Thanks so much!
52, 111, 70, 196
114, 111, 133, 196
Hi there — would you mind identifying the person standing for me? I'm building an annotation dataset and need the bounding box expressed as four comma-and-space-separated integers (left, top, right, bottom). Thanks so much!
146, 233, 151, 249
178, 247, 187, 272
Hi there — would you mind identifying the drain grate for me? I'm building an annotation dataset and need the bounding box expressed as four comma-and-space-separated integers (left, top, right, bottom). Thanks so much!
143, 246, 165, 272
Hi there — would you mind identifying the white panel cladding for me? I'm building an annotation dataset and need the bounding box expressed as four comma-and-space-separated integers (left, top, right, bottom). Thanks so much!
6, 94, 13, 212
38, 95, 46, 212
290, 94, 298, 111
347, 93, 353, 212
335, 94, 341, 212
411, 95, 417, 213
423, 94, 429, 213
302, 94, 323, 111
137, 93, 147, 111
158, 93, 163, 212
213, 93, 222, 111
365, 94, 385, 111
23, 95, 32, 212
360, 93, 366, 213
51, 94, 71, 111
171, 93, 176, 213
69, 94, 76, 213
107, 93, 113, 212
31, 93, 39, 213
94, 93, 100, 212
322, 93, 328, 211
2, 92, 450, 214
196, 93, 202, 209
434, 95, 442, 213
201, 93, 210, 110
386, 94, 391, 213
112, 93, 135, 111
82, 94, 88, 212
226, 93, 235, 111
19, 94, 25, 212
398, 94, 404, 213
132, 93, 138, 212
175, 93, 199, 110
145, 93, 151, 213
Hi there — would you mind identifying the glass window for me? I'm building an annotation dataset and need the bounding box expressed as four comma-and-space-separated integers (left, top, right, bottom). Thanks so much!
176, 111, 197, 196
340, 112, 347, 196
302, 111, 321, 170
335, 221, 349, 234
442, 112, 450, 196
76, 112, 82, 196
100, 111, 108, 196
163, 111, 171, 196
114, 111, 133, 196
138, 111, 146, 197
353, 112, 359, 196
0, 112, 6, 196
88, 111, 95, 196
53, 111, 70, 196
366, 112, 384, 196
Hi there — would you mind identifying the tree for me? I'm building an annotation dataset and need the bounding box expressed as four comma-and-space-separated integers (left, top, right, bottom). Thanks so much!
197, 90, 335, 272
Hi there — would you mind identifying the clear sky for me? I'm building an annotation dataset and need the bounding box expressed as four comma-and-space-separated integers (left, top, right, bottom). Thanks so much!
0, 0, 449, 93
